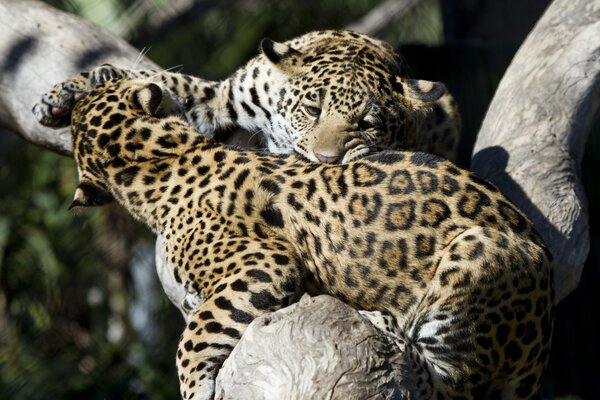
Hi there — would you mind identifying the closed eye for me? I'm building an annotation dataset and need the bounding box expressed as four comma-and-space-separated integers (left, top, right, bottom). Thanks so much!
358, 117, 379, 130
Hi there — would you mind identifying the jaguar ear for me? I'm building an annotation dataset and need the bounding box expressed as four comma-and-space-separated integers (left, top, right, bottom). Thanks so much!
396, 78, 447, 103
69, 180, 113, 210
135, 83, 181, 117
135, 83, 164, 116
260, 38, 303, 73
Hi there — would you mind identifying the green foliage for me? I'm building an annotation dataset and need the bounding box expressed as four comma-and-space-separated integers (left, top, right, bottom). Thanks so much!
0, 140, 180, 399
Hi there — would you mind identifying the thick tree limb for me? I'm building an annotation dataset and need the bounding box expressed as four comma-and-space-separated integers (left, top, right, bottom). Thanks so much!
0, 0, 158, 156
471, 0, 600, 303
345, 0, 422, 37
215, 295, 411, 399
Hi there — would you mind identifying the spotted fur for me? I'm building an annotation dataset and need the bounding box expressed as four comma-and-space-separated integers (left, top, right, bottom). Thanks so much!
58, 77, 552, 400
33, 30, 460, 164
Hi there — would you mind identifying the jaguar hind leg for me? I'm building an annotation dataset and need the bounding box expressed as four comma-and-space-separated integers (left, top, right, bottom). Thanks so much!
403, 227, 553, 399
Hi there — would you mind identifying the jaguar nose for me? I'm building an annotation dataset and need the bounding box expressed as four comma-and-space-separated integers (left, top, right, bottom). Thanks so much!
314, 152, 342, 164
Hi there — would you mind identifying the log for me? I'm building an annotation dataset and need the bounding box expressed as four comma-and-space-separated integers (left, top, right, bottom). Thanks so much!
471, 0, 600, 303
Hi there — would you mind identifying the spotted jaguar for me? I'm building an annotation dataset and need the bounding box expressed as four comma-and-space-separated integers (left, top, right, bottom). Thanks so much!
46, 76, 552, 399
33, 30, 460, 164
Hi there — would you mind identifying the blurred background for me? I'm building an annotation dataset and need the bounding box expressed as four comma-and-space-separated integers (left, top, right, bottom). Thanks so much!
0, 0, 598, 398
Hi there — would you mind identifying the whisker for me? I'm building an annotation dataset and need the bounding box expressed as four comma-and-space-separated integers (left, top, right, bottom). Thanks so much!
246, 129, 264, 147
147, 65, 184, 83
131, 47, 151, 69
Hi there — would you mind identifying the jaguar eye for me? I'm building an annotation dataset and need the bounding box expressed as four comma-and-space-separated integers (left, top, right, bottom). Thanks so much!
358, 119, 375, 130
302, 104, 321, 118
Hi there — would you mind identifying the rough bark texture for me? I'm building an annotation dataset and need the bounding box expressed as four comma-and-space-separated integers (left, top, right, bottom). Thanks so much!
0, 0, 158, 156
471, 0, 600, 303
215, 295, 411, 400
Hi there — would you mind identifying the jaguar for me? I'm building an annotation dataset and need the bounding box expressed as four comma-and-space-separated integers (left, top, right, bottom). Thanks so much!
33, 30, 460, 164
49, 76, 552, 399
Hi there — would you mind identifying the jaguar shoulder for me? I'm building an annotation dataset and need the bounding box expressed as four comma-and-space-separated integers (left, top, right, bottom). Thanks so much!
66, 77, 552, 400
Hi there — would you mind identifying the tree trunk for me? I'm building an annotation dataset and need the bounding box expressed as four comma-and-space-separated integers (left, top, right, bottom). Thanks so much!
0, 0, 597, 398
471, 0, 600, 303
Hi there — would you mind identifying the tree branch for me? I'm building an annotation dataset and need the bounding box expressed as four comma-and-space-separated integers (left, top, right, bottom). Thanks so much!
471, 0, 600, 303
0, 0, 158, 155
345, 0, 423, 37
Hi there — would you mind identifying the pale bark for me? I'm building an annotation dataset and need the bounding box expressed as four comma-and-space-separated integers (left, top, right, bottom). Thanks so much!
215, 295, 411, 400
0, 0, 158, 156
471, 0, 600, 303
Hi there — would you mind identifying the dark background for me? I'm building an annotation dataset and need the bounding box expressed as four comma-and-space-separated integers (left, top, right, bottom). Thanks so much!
0, 0, 597, 398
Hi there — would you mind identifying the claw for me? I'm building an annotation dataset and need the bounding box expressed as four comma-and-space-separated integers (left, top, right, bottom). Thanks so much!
32, 103, 70, 128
